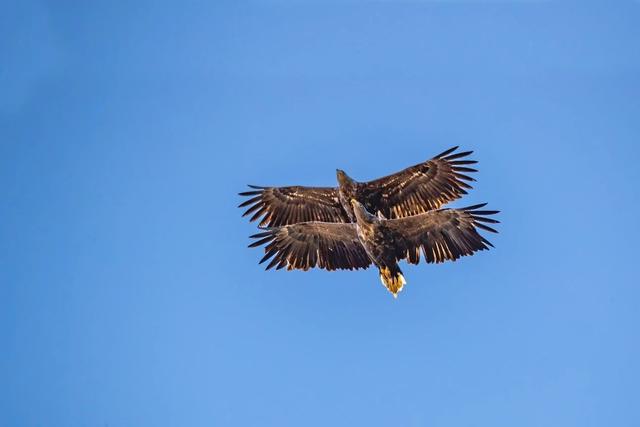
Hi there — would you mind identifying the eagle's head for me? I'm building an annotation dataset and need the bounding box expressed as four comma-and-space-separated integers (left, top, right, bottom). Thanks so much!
336, 169, 355, 187
350, 199, 376, 224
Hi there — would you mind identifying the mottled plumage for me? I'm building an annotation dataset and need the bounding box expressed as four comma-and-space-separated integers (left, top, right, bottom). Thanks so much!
249, 200, 499, 297
239, 146, 477, 227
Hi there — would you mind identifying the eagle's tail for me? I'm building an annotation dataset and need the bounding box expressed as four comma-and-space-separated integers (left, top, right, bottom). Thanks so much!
379, 265, 406, 298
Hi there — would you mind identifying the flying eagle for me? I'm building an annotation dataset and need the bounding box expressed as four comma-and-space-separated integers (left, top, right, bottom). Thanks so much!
249, 200, 499, 297
239, 146, 477, 227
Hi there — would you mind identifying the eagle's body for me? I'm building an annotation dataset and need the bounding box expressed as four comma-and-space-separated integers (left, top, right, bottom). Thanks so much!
351, 201, 407, 295
239, 146, 478, 227
250, 200, 498, 297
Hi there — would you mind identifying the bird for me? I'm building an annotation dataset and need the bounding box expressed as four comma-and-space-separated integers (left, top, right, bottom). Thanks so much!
238, 146, 478, 227
249, 199, 499, 297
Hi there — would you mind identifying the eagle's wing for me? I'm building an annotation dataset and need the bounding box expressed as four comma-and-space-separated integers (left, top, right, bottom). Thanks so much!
249, 222, 371, 271
239, 185, 349, 227
384, 203, 499, 264
363, 146, 478, 218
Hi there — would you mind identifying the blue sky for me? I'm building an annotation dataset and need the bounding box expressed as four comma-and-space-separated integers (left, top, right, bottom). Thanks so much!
2, 1, 639, 426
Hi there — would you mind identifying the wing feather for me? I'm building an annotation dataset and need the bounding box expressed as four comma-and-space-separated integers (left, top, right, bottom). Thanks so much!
384, 204, 499, 264
364, 146, 479, 218
239, 186, 349, 227
249, 222, 371, 271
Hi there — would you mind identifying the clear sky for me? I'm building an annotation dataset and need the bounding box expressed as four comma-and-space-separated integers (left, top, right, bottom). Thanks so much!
2, 1, 639, 426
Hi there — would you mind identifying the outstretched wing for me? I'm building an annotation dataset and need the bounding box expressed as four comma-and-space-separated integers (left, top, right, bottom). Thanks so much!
363, 146, 478, 218
239, 185, 349, 227
384, 203, 499, 264
249, 222, 371, 271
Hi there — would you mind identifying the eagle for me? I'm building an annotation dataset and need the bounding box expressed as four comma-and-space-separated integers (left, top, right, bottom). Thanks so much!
239, 146, 477, 227
249, 200, 499, 297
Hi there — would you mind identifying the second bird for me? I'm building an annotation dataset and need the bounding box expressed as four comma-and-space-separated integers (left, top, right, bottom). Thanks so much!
249, 200, 499, 297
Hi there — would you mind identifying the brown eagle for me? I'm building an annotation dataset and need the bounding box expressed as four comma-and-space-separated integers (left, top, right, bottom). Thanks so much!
249, 200, 498, 297
239, 146, 477, 226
